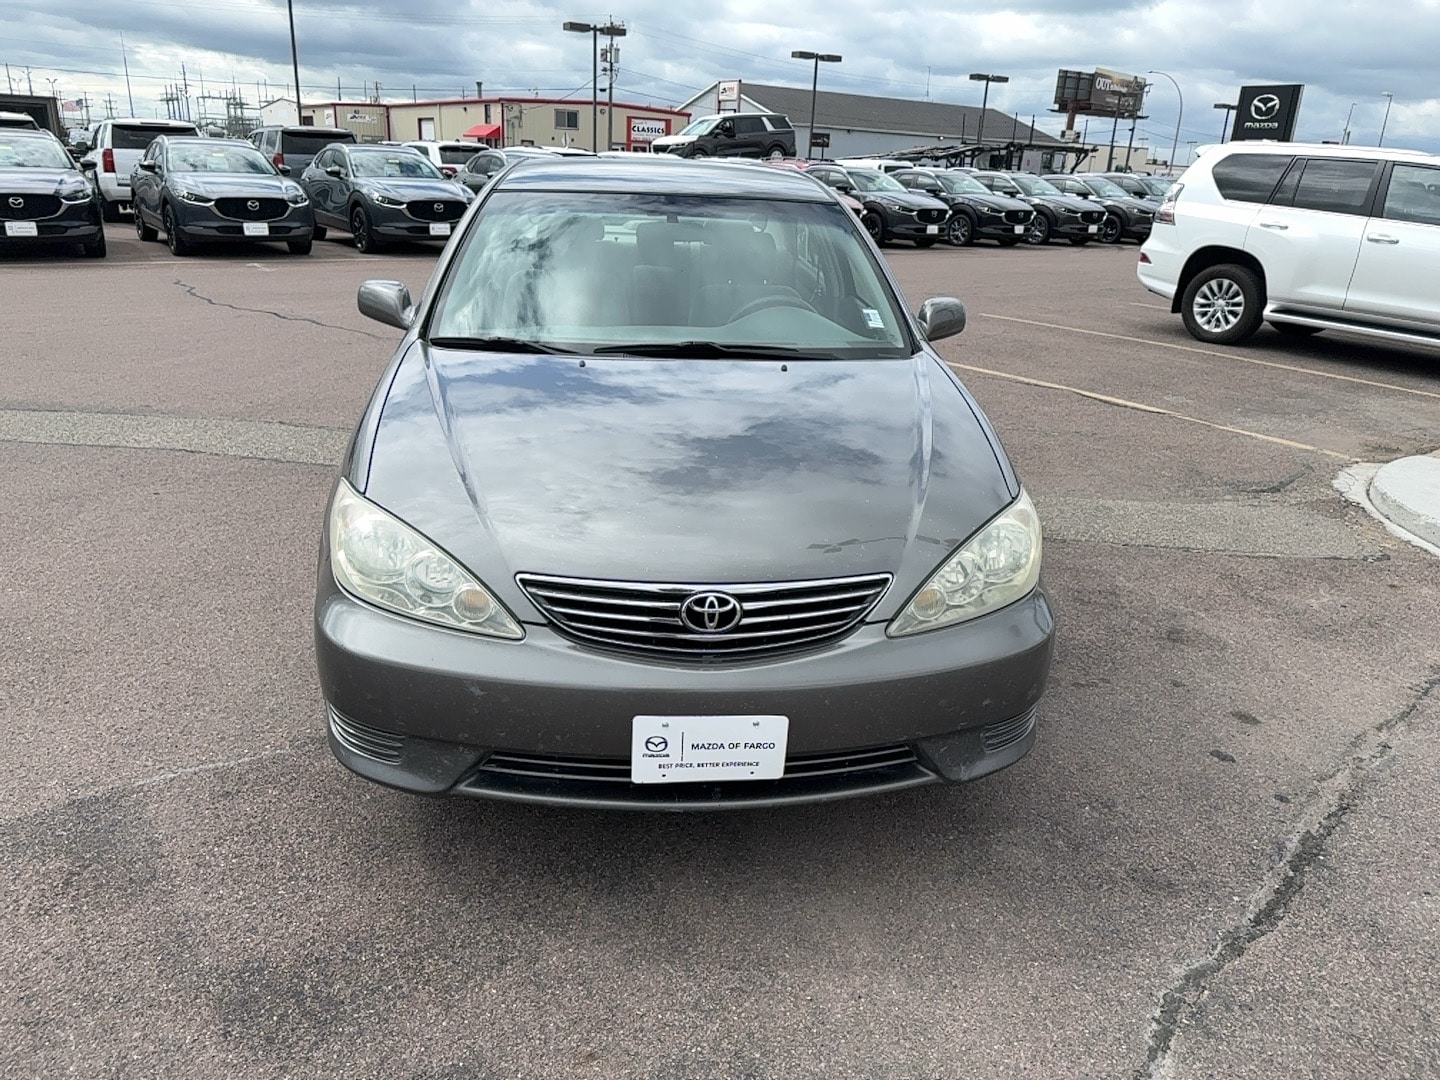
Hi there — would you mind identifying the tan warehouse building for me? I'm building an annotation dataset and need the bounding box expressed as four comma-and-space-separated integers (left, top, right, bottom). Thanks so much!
301, 96, 688, 151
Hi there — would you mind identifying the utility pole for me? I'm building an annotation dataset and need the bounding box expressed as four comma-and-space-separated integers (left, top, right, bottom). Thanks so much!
602, 25, 624, 151
121, 34, 135, 114
25, 66, 34, 94
4, 64, 12, 94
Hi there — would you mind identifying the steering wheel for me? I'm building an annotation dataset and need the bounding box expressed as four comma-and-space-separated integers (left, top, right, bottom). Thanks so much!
728, 293, 817, 321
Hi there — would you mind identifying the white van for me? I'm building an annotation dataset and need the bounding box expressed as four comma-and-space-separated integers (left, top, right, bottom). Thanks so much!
79, 117, 200, 220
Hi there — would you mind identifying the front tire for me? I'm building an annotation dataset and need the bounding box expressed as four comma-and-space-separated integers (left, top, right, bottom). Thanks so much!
861, 209, 886, 245
1098, 214, 1123, 244
1182, 264, 1265, 345
351, 206, 383, 253
1068, 236, 1091, 246
287, 238, 313, 255
946, 213, 974, 246
163, 205, 194, 256
101, 199, 121, 223
81, 233, 107, 258
312, 224, 328, 241
766, 145, 785, 160
1026, 213, 1052, 245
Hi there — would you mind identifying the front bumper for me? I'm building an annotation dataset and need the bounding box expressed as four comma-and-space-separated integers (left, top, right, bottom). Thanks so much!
882, 209, 950, 242
1051, 212, 1104, 238
0, 200, 102, 243
975, 215, 1032, 241
369, 202, 464, 240
172, 199, 314, 242
314, 570, 1055, 809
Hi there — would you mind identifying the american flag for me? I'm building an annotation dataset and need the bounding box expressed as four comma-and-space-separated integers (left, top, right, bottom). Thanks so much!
61, 98, 84, 110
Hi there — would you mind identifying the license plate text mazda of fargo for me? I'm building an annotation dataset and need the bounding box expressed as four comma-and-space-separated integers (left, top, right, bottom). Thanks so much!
314, 156, 1054, 809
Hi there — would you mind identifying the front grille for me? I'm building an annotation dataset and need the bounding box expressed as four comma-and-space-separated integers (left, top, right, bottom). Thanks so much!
1079, 209, 1106, 225
916, 208, 947, 225
328, 707, 403, 764
405, 199, 466, 222
214, 197, 288, 221
0, 194, 61, 220
516, 572, 891, 661
982, 707, 1037, 753
477, 743, 917, 784
1003, 209, 1033, 224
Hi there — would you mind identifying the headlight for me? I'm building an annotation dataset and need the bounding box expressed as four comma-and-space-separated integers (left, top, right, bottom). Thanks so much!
328, 480, 523, 639
980, 205, 1003, 216
370, 193, 405, 208
888, 490, 1042, 637
284, 186, 309, 206
58, 181, 92, 203
176, 189, 214, 205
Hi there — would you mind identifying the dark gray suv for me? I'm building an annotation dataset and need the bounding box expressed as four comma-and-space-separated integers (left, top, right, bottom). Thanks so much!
649, 113, 796, 159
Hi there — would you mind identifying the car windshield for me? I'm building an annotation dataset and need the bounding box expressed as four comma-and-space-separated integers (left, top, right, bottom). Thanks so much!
348, 151, 443, 179
1083, 177, 1129, 197
846, 169, 905, 193
428, 192, 913, 358
1009, 175, 1063, 196
169, 143, 276, 174
677, 118, 720, 136
0, 138, 73, 168
934, 172, 989, 194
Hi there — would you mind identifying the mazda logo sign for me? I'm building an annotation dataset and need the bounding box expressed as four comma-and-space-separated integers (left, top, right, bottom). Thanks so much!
679, 592, 743, 634
434, 202, 444, 213
1251, 94, 1282, 121
7, 196, 22, 208
246, 199, 260, 211
644, 736, 668, 753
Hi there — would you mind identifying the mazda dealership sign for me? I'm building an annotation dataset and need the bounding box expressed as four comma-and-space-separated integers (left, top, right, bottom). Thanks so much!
1231, 84, 1304, 141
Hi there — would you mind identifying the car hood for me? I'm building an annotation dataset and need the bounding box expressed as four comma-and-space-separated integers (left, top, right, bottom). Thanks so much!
649, 134, 696, 148
948, 191, 1032, 212
1025, 192, 1096, 212
164, 173, 297, 198
0, 167, 87, 192
357, 177, 467, 200
863, 190, 949, 211
361, 347, 1015, 619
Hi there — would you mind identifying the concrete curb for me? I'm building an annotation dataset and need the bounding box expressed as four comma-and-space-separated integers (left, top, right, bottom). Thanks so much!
1334, 458, 1440, 559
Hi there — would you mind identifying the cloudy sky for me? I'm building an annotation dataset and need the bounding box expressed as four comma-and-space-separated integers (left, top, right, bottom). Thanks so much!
3, 0, 1437, 155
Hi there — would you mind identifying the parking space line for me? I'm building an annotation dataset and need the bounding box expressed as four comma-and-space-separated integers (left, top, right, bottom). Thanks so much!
946, 360, 1357, 462
979, 313, 1440, 401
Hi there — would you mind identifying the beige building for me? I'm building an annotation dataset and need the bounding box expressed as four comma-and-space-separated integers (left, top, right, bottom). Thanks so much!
300, 96, 688, 151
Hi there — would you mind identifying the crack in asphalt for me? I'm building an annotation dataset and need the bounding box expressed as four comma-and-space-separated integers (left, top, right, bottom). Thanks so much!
174, 279, 392, 341
1137, 671, 1440, 1079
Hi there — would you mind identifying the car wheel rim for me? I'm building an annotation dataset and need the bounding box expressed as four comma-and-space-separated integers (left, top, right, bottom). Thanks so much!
949, 218, 970, 244
352, 212, 367, 250
164, 210, 176, 250
768, 148, 783, 160
863, 213, 882, 240
1194, 278, 1246, 332
1028, 219, 1048, 244
1102, 218, 1121, 242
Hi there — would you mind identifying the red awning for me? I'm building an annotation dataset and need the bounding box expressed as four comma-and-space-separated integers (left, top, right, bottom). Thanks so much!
462, 123, 502, 139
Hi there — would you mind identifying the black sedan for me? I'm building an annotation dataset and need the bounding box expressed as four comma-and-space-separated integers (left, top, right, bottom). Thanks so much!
315, 157, 1053, 809
971, 172, 1107, 246
0, 129, 105, 257
1042, 174, 1155, 243
131, 137, 315, 256
892, 168, 1034, 247
803, 163, 950, 247
299, 144, 474, 252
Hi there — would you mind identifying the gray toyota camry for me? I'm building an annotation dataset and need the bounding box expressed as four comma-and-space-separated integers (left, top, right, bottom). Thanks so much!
315, 156, 1054, 809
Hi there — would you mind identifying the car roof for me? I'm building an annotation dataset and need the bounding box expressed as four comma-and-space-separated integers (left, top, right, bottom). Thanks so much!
164, 136, 257, 146
1194, 140, 1434, 161
493, 156, 833, 200
0, 127, 61, 140
106, 117, 199, 127
264, 125, 353, 135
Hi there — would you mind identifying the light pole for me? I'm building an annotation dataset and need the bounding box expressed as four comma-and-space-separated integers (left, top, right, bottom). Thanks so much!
564, 21, 625, 151
969, 72, 1009, 149
791, 50, 841, 159
286, 0, 302, 124
601, 25, 626, 151
1147, 70, 1183, 172
1378, 91, 1394, 146
1213, 102, 1237, 143
1343, 102, 1356, 144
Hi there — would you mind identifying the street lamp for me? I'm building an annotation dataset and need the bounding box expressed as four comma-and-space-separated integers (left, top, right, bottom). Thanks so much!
791, 50, 841, 159
969, 72, 1009, 147
1147, 70, 1183, 173
565, 21, 626, 151
1343, 102, 1356, 145
287, 0, 302, 125
1378, 91, 1394, 146
1213, 101, 1237, 143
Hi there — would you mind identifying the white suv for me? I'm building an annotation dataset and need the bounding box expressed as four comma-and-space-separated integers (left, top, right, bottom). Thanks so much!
1138, 142, 1440, 348
79, 117, 200, 220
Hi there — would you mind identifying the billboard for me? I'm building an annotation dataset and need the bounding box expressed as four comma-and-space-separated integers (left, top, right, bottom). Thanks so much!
627, 115, 671, 148
1053, 68, 1147, 120
717, 79, 742, 113
1230, 84, 1304, 141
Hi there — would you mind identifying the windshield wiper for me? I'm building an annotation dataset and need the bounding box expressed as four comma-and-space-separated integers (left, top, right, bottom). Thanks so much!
427, 336, 579, 354
590, 341, 842, 359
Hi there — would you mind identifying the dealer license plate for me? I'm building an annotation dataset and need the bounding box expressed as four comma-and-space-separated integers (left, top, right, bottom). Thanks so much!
4, 221, 38, 237
1014, 225, 1027, 234
631, 715, 789, 783
429, 222, 451, 236
242, 222, 269, 237
1087, 224, 1099, 233
925, 224, 940, 234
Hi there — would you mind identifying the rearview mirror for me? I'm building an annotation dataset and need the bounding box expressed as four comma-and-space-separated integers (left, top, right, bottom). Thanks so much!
357, 280, 415, 330
916, 297, 966, 343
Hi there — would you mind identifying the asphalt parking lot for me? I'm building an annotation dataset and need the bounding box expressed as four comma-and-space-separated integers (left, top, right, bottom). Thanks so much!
3, 224, 1438, 1078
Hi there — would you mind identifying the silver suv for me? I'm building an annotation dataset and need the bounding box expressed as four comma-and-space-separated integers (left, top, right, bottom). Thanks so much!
1138, 142, 1440, 348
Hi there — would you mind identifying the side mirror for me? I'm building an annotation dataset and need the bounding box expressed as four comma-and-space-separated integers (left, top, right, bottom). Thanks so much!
916, 297, 966, 343
137, 160, 157, 173
357, 280, 415, 330
79, 159, 97, 172
277, 163, 292, 175
718, 122, 734, 137
833, 182, 854, 194
325, 165, 344, 178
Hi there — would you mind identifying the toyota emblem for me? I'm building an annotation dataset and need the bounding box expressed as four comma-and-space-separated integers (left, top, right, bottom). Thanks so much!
246, 199, 260, 211
679, 592, 743, 634
433, 202, 445, 213
7, 196, 22, 209
1250, 94, 1282, 121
